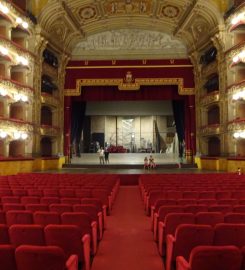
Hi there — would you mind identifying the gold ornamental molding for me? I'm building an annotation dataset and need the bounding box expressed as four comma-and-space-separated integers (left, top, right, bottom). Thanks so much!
199, 124, 222, 136
41, 94, 59, 107
227, 119, 245, 132
227, 81, 245, 95
40, 125, 60, 137
0, 118, 33, 132
42, 62, 58, 79
65, 77, 194, 96
227, 43, 245, 65
200, 91, 220, 106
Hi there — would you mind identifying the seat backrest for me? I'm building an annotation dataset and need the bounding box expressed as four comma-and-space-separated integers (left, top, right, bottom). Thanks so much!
197, 199, 217, 206
184, 204, 208, 214
81, 198, 103, 211
43, 189, 59, 197
0, 224, 9, 244
6, 210, 33, 226
61, 212, 91, 235
60, 198, 81, 205
49, 204, 73, 214
214, 223, 245, 248
196, 212, 224, 226
0, 245, 17, 270
3, 203, 25, 211
166, 191, 182, 200
0, 210, 6, 223
182, 192, 199, 199
224, 213, 245, 224
177, 199, 197, 206
44, 224, 84, 261
40, 197, 60, 204
173, 224, 214, 260
73, 204, 98, 221
208, 204, 233, 214
9, 224, 45, 247
188, 245, 242, 270
21, 196, 40, 204
165, 213, 195, 236
233, 205, 245, 213
25, 204, 49, 212
33, 211, 60, 226
59, 189, 75, 198
158, 206, 183, 222
15, 245, 66, 270
215, 191, 231, 200
1, 196, 20, 204
198, 192, 215, 199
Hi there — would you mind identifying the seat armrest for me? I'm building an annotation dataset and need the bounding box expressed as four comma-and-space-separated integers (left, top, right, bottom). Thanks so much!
166, 234, 176, 270
158, 221, 165, 256
82, 234, 91, 270
91, 221, 98, 255
66, 254, 78, 270
153, 212, 159, 241
102, 205, 107, 228
176, 256, 191, 270
97, 212, 103, 240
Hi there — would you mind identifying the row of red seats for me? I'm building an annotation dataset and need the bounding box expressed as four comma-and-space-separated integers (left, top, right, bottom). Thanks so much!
165, 223, 245, 270
0, 222, 91, 270
158, 212, 245, 256
153, 204, 245, 240
146, 191, 245, 213
0, 244, 78, 270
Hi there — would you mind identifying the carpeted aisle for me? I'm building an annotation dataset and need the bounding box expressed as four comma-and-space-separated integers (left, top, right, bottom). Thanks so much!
91, 186, 164, 270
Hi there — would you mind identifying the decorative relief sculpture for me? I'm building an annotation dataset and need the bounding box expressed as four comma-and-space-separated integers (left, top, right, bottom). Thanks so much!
73, 29, 186, 52
106, 0, 149, 15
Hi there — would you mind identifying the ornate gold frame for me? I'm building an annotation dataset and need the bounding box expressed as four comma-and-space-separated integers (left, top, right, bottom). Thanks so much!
65, 77, 194, 96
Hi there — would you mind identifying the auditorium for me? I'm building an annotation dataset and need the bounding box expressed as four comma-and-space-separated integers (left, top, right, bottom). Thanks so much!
0, 0, 245, 269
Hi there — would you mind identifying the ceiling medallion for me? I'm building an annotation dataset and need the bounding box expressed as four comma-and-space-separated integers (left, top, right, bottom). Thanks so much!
79, 6, 96, 20
162, 5, 179, 18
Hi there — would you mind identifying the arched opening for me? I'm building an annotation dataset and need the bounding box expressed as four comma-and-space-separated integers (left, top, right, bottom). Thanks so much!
40, 137, 52, 157
41, 106, 52, 126
207, 105, 220, 125
237, 103, 245, 119
10, 103, 24, 120
237, 140, 245, 157
9, 140, 25, 157
208, 136, 220, 156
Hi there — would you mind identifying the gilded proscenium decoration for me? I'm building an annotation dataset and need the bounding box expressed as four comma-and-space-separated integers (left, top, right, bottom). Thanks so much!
227, 119, 245, 132
64, 77, 194, 96
201, 61, 218, 78
200, 91, 220, 106
226, 5, 245, 30
199, 124, 222, 135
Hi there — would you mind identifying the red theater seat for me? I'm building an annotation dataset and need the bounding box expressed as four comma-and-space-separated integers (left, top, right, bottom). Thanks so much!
15, 245, 78, 270
25, 204, 49, 212
224, 213, 245, 224
40, 197, 60, 204
195, 212, 224, 226
0, 224, 10, 244
0, 245, 17, 270
176, 245, 242, 270
3, 203, 25, 211
1, 196, 20, 204
214, 223, 245, 247
33, 211, 60, 226
45, 224, 90, 270
6, 210, 33, 226
9, 224, 45, 247
49, 204, 73, 214
166, 224, 214, 270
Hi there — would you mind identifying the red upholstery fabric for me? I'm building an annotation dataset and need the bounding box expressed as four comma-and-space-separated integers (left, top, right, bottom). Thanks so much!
214, 223, 245, 247
6, 210, 33, 226
0, 224, 10, 244
9, 224, 45, 247
40, 197, 60, 204
3, 203, 25, 211
15, 245, 68, 270
49, 204, 73, 214
20, 196, 40, 204
224, 213, 245, 224
1, 196, 20, 203
25, 204, 49, 212
0, 245, 17, 270
176, 245, 242, 270
33, 211, 60, 226
195, 212, 224, 226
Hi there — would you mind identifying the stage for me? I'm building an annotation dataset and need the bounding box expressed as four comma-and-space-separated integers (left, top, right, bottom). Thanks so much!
63, 153, 197, 170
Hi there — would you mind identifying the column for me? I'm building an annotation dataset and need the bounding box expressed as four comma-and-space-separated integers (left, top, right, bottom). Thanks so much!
64, 96, 71, 161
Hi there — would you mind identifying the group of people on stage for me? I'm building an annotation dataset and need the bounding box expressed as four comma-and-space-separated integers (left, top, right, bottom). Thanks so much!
144, 155, 156, 169
98, 147, 109, 164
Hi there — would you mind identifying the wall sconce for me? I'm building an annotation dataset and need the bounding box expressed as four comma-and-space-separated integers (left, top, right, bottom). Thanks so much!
234, 131, 245, 139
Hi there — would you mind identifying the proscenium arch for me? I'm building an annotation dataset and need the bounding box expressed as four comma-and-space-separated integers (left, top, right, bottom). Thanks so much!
36, 0, 226, 55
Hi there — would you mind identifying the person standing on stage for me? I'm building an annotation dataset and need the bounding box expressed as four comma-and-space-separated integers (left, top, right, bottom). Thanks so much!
104, 147, 110, 164
98, 147, 105, 164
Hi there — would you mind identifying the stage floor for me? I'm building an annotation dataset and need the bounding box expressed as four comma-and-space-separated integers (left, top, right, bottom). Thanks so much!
70, 153, 182, 165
